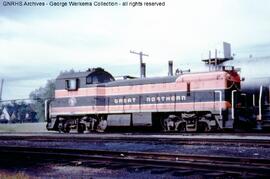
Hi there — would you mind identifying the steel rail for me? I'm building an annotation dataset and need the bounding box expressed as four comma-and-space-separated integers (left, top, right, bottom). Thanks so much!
0, 134, 270, 147
0, 146, 269, 176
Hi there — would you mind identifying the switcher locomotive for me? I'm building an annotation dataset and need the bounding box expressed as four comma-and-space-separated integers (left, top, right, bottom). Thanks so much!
46, 66, 256, 133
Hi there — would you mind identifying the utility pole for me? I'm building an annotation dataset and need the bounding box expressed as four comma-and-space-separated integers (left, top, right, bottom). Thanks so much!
130, 50, 149, 78
0, 79, 3, 101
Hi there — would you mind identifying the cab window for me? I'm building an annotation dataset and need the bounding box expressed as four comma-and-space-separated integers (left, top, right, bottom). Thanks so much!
65, 79, 78, 90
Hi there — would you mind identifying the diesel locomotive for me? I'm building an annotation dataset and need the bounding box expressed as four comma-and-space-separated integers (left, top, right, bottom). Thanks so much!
46, 66, 256, 133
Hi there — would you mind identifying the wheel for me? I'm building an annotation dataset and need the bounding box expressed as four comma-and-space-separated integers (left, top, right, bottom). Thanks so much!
77, 123, 85, 133
198, 122, 210, 132
63, 125, 70, 133
163, 117, 174, 132
58, 122, 64, 133
177, 123, 186, 133
97, 120, 107, 132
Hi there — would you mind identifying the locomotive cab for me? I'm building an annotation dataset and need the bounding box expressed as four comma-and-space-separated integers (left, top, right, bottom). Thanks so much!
46, 68, 115, 132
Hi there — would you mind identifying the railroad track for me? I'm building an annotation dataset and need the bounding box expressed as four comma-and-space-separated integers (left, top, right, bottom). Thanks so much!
0, 133, 270, 147
0, 145, 269, 176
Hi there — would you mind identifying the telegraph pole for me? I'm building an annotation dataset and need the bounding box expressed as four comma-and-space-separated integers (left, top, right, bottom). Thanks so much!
130, 50, 149, 78
0, 79, 3, 101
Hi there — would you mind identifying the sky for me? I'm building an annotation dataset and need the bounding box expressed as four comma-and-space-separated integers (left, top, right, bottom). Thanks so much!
0, 0, 270, 100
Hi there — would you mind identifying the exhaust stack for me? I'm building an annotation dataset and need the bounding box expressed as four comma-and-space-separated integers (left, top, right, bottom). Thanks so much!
168, 61, 173, 76
141, 63, 146, 78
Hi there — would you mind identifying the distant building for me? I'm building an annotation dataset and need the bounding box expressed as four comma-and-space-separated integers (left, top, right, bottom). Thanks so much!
0, 103, 37, 123
0, 107, 10, 123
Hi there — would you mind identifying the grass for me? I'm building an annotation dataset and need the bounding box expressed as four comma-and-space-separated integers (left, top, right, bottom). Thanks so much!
0, 122, 47, 133
0, 125, 16, 132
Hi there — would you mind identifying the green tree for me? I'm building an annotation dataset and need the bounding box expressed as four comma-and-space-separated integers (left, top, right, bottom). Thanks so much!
29, 80, 55, 122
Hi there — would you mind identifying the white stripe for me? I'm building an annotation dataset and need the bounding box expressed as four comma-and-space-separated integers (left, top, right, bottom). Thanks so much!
54, 87, 227, 98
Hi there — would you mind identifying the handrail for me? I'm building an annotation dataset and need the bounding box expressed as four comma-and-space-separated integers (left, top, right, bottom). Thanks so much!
258, 86, 263, 121
231, 90, 237, 120
214, 91, 222, 119
253, 94, 255, 107
44, 99, 49, 122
